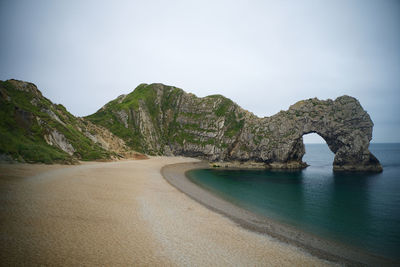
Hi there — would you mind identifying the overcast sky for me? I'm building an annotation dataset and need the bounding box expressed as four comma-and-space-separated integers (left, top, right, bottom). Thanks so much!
0, 0, 399, 143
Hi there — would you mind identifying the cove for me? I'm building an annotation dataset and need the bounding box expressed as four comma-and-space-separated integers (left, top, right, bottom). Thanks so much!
186, 143, 400, 261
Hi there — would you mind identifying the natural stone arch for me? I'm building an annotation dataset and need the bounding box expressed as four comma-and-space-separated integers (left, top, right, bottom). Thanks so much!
87, 82, 382, 172
252, 96, 383, 172
223, 95, 381, 172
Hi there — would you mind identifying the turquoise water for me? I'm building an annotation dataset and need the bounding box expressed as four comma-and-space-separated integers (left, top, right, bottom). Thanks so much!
186, 143, 400, 260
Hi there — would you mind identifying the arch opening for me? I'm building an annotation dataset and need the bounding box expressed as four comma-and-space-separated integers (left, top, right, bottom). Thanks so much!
302, 133, 335, 168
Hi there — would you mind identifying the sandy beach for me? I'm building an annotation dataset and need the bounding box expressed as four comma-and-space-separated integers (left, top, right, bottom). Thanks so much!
0, 157, 334, 266
163, 162, 397, 267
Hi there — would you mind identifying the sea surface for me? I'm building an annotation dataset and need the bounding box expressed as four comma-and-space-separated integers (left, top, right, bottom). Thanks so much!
186, 143, 400, 260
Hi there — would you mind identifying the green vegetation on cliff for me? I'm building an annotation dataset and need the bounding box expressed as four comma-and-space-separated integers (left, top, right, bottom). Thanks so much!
86, 83, 246, 155
0, 79, 381, 171
0, 80, 112, 163
85, 82, 381, 171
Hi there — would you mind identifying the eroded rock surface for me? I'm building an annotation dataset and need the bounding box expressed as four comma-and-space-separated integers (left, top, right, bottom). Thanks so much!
87, 83, 382, 172
0, 79, 144, 163
0, 79, 381, 170
45, 130, 75, 155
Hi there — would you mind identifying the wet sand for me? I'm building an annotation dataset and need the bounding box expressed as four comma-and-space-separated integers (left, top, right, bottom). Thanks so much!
1, 157, 334, 266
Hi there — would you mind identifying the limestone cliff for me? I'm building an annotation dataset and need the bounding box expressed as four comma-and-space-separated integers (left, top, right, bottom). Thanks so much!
0, 79, 381, 171
87, 83, 382, 172
0, 79, 140, 163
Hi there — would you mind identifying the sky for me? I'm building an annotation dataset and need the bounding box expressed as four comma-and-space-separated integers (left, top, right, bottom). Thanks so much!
0, 0, 399, 143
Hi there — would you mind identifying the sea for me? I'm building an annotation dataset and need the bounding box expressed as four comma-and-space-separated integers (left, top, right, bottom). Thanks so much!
186, 143, 400, 260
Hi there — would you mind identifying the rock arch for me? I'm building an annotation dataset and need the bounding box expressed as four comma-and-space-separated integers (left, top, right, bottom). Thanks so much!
86, 82, 382, 172
238, 95, 383, 172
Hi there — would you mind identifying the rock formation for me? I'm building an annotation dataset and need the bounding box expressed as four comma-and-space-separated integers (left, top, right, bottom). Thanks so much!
0, 79, 381, 171
87, 83, 382, 172
0, 79, 142, 163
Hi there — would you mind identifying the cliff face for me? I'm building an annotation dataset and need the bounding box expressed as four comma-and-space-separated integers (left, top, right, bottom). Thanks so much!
0, 79, 133, 163
87, 83, 382, 172
0, 79, 381, 171
242, 96, 382, 171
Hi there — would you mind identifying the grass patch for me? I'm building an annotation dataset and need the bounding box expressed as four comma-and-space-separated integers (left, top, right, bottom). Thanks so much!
0, 80, 112, 163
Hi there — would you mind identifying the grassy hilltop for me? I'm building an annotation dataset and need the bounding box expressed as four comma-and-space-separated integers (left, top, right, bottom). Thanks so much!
0, 80, 121, 163
86, 83, 247, 155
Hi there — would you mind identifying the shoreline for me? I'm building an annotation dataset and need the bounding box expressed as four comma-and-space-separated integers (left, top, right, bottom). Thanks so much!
0, 157, 336, 266
161, 161, 396, 266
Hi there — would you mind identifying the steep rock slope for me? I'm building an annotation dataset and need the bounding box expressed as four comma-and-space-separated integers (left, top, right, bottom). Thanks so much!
0, 79, 130, 163
87, 83, 382, 171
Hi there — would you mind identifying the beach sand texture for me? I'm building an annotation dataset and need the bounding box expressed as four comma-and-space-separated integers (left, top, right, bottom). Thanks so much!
0, 157, 333, 266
